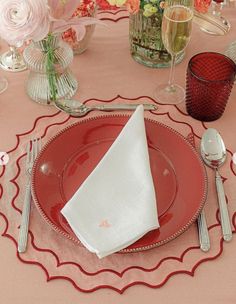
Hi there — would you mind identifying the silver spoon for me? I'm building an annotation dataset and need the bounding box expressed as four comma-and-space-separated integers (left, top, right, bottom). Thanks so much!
54, 99, 157, 117
201, 128, 232, 242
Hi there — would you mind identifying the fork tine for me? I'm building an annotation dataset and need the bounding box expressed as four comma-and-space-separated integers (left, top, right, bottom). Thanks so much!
32, 139, 38, 162
30, 140, 34, 165
33, 137, 42, 161
38, 137, 42, 151
36, 138, 41, 158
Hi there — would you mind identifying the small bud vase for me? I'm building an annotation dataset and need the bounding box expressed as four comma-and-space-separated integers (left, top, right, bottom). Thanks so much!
23, 34, 78, 105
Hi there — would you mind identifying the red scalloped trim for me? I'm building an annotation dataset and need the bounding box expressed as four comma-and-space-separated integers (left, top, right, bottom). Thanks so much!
7, 111, 60, 154
9, 115, 73, 216
0, 207, 233, 294
99, 16, 129, 22
230, 160, 236, 176
1, 95, 236, 294
97, 8, 129, 22
174, 105, 189, 116
97, 8, 127, 15
201, 121, 208, 130
0, 184, 3, 200
0, 166, 5, 178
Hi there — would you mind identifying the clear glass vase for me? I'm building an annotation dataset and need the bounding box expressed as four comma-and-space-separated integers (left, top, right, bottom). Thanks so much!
129, 10, 184, 68
63, 22, 96, 55
62, 1, 97, 55
23, 34, 78, 105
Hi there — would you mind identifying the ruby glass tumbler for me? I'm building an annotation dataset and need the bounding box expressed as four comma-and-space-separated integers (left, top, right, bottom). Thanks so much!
186, 52, 236, 121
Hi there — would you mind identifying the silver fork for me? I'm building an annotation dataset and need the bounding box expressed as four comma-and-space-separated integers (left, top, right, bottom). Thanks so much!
18, 138, 42, 253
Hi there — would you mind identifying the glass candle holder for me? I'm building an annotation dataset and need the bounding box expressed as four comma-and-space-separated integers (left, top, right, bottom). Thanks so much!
62, 0, 97, 55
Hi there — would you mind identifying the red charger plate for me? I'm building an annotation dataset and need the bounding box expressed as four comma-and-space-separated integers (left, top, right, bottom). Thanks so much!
31, 115, 207, 252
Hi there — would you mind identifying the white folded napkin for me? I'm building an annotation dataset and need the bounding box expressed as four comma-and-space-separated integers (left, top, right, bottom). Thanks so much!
61, 105, 159, 258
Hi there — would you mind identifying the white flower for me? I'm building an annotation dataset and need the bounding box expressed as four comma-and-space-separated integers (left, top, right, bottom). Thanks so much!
0, 0, 50, 46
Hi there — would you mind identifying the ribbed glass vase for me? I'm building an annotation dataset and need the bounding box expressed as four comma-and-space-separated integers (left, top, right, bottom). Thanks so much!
23, 34, 78, 105
129, 10, 184, 68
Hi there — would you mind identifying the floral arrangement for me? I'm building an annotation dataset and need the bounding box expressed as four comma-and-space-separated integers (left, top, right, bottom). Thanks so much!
0, 0, 100, 46
194, 0, 211, 13
62, 0, 96, 48
140, 0, 165, 17
0, 0, 101, 101
96, 0, 119, 10
73, 0, 97, 16
101, 0, 165, 16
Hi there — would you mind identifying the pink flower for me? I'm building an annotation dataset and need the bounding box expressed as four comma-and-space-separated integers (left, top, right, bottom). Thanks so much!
49, 0, 104, 42
96, 0, 118, 10
0, 0, 50, 46
159, 1, 165, 9
48, 0, 82, 20
125, 0, 140, 14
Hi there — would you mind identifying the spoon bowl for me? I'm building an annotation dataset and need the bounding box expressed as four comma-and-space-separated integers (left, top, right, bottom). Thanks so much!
55, 99, 89, 116
201, 128, 226, 169
201, 128, 232, 242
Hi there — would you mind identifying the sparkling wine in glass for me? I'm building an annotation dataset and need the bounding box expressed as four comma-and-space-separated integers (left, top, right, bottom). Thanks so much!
154, 0, 194, 104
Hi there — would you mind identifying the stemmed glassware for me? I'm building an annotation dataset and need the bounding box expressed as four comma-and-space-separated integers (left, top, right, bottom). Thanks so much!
0, 44, 25, 94
0, 45, 27, 72
0, 75, 8, 94
154, 0, 194, 104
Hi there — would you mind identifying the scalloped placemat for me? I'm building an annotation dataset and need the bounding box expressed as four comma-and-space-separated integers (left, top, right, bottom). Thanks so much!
0, 95, 235, 293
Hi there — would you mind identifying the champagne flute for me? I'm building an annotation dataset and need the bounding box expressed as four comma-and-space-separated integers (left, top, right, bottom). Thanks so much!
154, 0, 194, 104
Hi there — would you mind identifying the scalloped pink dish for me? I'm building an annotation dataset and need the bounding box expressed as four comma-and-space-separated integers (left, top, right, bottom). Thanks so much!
31, 115, 207, 253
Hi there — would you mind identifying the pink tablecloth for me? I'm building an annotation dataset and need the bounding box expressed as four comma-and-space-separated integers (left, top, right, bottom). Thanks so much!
0, 7, 236, 304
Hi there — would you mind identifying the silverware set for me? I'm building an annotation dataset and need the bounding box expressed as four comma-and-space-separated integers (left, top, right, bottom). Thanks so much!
200, 128, 232, 243
194, 128, 232, 253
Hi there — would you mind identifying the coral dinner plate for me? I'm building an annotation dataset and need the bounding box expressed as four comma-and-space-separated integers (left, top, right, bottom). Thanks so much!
31, 115, 207, 252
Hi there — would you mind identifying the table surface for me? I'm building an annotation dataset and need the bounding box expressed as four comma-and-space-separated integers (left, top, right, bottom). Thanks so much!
0, 7, 236, 304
